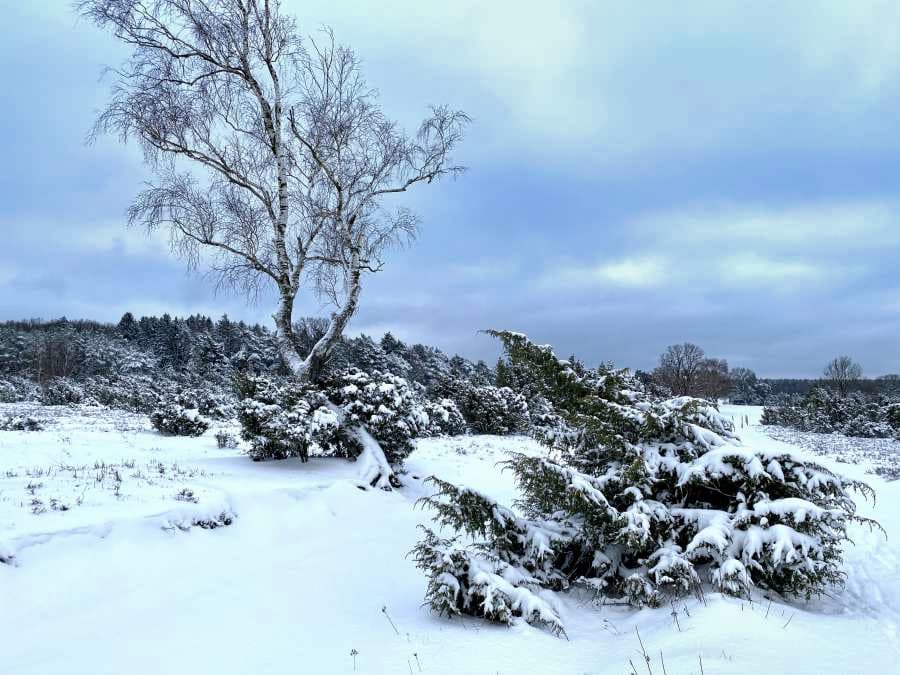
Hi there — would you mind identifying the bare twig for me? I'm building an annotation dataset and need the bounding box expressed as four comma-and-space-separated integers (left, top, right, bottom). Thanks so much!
382, 605, 400, 635
670, 602, 682, 632
635, 627, 654, 675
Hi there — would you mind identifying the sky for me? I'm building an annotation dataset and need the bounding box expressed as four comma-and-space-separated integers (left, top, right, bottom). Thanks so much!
2, 1, 900, 377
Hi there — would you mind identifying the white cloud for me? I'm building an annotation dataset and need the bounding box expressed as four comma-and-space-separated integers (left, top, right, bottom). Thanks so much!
287, 0, 900, 160
536, 250, 833, 293
717, 254, 825, 286
537, 256, 665, 290
636, 201, 900, 251
0, 217, 170, 258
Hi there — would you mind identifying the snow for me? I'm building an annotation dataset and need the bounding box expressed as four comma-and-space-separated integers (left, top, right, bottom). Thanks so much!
2, 403, 900, 673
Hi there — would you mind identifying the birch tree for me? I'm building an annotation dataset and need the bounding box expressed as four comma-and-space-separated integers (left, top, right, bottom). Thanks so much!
78, 0, 468, 386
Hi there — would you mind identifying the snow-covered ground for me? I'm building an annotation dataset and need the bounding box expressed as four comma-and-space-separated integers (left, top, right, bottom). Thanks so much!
1, 403, 898, 674
759, 425, 900, 482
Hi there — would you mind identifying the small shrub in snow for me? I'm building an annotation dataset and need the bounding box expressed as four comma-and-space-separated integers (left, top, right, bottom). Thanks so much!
215, 430, 239, 449
174, 488, 199, 503
0, 415, 43, 431
422, 398, 467, 437
193, 511, 234, 529
327, 369, 429, 464
0, 379, 21, 403
162, 509, 236, 531
176, 388, 233, 419
414, 331, 880, 634
0, 376, 40, 403
150, 403, 210, 437
461, 384, 529, 435
83, 375, 163, 413
40, 377, 84, 406
237, 376, 353, 461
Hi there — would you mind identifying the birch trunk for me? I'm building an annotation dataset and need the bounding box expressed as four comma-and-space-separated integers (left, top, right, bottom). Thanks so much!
273, 256, 398, 488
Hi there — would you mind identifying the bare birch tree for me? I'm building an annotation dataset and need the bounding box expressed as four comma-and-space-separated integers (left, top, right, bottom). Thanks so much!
78, 0, 468, 386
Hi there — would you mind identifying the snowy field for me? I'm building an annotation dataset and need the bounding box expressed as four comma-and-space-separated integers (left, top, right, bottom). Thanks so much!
1, 403, 899, 674
760, 424, 900, 482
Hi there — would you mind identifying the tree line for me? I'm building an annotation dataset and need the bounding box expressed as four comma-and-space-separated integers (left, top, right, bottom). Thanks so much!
643, 343, 898, 403
0, 313, 494, 407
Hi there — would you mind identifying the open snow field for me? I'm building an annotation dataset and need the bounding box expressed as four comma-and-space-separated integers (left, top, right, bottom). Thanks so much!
2, 403, 899, 674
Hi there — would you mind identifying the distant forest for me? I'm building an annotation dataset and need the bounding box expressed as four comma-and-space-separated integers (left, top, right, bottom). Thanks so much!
0, 315, 896, 409
0, 314, 494, 410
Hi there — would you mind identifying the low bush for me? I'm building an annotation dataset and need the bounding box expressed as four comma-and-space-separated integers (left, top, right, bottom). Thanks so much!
82, 375, 164, 413
461, 385, 529, 435
176, 388, 234, 419
40, 378, 84, 406
215, 430, 239, 449
237, 370, 434, 467
413, 331, 880, 635
0, 415, 43, 431
0, 378, 25, 403
237, 376, 353, 461
326, 369, 429, 464
150, 403, 210, 437
422, 397, 467, 436
762, 387, 900, 439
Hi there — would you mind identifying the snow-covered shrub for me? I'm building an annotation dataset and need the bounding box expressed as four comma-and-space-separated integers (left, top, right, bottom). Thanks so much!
0, 376, 39, 403
237, 376, 352, 461
174, 488, 199, 503
40, 377, 84, 406
497, 353, 570, 433
0, 379, 22, 403
887, 403, 900, 431
83, 375, 163, 413
215, 430, 239, 449
413, 331, 879, 634
762, 388, 900, 439
0, 415, 43, 431
412, 526, 566, 637
460, 385, 529, 435
150, 403, 210, 437
422, 398, 467, 436
327, 369, 429, 464
176, 388, 233, 419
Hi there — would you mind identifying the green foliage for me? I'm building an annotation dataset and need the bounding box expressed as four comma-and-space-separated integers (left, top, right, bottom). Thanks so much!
0, 415, 43, 431
326, 369, 429, 464
40, 378, 85, 406
237, 370, 432, 466
237, 376, 355, 461
762, 387, 900, 438
150, 402, 210, 436
422, 398, 468, 436
415, 331, 880, 634
461, 384, 530, 435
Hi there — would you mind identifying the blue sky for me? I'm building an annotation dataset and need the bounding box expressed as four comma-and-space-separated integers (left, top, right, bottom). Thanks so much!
2, 1, 900, 376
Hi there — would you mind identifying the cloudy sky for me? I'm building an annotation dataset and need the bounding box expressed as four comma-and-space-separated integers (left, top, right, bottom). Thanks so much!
2, 1, 900, 376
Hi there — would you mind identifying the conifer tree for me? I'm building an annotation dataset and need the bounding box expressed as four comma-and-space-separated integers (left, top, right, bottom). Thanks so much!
413, 331, 880, 633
